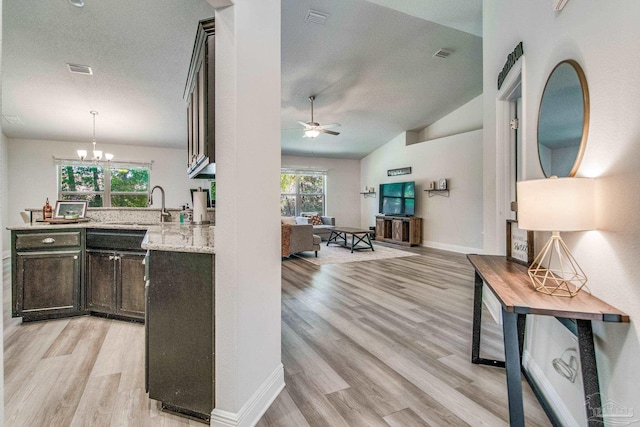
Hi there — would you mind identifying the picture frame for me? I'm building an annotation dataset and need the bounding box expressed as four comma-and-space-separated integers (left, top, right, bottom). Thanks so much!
54, 200, 88, 218
387, 167, 412, 177
190, 188, 211, 208
438, 178, 448, 190
506, 219, 534, 266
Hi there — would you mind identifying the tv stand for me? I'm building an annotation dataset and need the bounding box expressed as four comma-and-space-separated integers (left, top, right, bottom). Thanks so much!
375, 215, 422, 246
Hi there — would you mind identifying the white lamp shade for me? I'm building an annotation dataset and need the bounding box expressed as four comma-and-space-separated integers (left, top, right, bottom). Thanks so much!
517, 177, 595, 231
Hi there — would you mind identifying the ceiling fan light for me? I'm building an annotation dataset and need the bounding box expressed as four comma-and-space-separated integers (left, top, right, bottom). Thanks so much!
305, 129, 320, 138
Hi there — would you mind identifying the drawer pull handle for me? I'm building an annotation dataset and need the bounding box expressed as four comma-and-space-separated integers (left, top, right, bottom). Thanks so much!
42, 238, 55, 244
73, 255, 78, 260
109, 255, 115, 260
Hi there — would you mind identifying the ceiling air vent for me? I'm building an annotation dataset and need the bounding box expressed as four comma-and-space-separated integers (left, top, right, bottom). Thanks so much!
305, 10, 329, 25
67, 63, 93, 75
2, 115, 24, 125
433, 48, 453, 59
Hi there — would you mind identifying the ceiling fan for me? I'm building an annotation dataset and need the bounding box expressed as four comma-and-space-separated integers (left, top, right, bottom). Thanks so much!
297, 95, 340, 138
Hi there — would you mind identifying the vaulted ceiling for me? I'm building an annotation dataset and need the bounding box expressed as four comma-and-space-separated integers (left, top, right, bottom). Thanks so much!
1, 0, 482, 159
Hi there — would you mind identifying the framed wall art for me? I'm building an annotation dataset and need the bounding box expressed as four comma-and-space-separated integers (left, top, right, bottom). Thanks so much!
506, 219, 534, 265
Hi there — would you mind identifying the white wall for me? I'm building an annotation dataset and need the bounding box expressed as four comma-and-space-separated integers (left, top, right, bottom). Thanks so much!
4, 137, 209, 247
0, 0, 6, 418
360, 128, 483, 253
281, 155, 360, 227
213, 1, 283, 426
416, 94, 483, 143
484, 1, 640, 425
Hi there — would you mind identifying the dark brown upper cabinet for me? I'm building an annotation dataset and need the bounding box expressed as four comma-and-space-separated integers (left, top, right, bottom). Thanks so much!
185, 18, 215, 180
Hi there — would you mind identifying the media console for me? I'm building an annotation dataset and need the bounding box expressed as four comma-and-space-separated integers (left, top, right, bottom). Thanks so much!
375, 215, 422, 246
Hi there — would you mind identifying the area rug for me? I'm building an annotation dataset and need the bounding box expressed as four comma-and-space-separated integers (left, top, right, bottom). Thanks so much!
291, 242, 418, 266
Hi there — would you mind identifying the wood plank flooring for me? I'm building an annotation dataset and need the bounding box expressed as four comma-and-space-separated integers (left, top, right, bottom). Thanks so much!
258, 246, 551, 427
3, 245, 551, 426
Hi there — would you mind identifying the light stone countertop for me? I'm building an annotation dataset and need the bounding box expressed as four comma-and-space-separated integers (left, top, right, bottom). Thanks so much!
142, 223, 215, 254
7, 222, 215, 254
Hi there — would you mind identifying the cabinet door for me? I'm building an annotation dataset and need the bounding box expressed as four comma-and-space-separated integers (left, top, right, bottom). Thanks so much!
86, 251, 116, 314
117, 252, 146, 320
392, 219, 404, 241
15, 250, 81, 319
375, 218, 385, 239
197, 52, 206, 162
187, 99, 194, 169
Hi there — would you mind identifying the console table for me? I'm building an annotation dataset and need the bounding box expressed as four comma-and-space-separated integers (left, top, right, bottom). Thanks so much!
467, 255, 629, 427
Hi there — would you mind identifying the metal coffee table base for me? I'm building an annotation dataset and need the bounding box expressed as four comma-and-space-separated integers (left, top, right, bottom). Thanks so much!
327, 228, 375, 253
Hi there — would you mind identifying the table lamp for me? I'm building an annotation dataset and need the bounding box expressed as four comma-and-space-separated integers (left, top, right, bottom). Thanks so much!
516, 177, 595, 297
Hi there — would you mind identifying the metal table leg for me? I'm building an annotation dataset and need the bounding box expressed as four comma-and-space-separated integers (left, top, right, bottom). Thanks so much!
577, 319, 602, 427
471, 272, 505, 367
503, 307, 525, 427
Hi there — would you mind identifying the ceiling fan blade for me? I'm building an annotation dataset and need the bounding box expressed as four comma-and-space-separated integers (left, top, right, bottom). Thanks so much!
319, 129, 340, 136
297, 121, 312, 128
320, 123, 341, 129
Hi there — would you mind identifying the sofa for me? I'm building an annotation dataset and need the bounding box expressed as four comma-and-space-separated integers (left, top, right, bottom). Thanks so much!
295, 212, 336, 241
281, 219, 321, 258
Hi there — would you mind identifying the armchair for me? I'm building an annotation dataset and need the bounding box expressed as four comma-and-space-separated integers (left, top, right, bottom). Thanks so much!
281, 224, 321, 258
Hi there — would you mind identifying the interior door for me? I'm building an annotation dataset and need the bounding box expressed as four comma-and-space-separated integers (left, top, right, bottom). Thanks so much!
507, 87, 523, 221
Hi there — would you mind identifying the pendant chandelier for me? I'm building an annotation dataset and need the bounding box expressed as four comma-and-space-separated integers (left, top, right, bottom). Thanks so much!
77, 111, 113, 163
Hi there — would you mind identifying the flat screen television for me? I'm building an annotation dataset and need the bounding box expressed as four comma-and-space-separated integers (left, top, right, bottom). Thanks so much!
379, 181, 415, 216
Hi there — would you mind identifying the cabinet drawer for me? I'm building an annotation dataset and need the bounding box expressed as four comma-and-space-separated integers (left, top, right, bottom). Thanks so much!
15, 232, 81, 250
87, 230, 145, 251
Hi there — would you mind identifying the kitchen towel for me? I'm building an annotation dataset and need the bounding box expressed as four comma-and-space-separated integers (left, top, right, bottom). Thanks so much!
193, 190, 208, 223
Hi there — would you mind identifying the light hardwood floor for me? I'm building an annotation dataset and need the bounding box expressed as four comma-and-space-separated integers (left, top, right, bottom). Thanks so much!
4, 246, 551, 426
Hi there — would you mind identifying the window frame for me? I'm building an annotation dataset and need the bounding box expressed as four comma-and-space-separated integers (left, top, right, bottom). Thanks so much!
56, 159, 152, 208
280, 169, 327, 216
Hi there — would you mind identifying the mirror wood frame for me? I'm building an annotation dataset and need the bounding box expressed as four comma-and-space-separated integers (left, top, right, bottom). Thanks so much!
537, 59, 590, 177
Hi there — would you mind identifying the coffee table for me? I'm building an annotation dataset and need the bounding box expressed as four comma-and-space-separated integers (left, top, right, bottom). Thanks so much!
327, 227, 375, 253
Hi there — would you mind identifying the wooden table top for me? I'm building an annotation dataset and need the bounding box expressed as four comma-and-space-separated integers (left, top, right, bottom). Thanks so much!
467, 255, 629, 323
332, 227, 372, 234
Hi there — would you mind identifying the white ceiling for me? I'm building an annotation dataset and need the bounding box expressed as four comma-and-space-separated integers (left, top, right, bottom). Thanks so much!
2, 0, 483, 159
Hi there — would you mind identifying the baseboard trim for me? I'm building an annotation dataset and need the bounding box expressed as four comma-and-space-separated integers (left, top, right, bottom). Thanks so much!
210, 363, 285, 427
421, 240, 482, 255
522, 350, 579, 427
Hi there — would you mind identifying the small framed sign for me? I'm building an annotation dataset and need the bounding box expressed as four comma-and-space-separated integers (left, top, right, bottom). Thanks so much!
506, 219, 534, 266
54, 200, 88, 219
387, 167, 412, 177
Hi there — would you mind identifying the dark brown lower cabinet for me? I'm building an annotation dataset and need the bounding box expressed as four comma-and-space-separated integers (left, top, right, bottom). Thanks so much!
12, 230, 83, 321
147, 250, 214, 421
86, 250, 145, 321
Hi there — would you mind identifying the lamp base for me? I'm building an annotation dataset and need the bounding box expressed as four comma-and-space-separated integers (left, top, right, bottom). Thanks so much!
527, 232, 588, 297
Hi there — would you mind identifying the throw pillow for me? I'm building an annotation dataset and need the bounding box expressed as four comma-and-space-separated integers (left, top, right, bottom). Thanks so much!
308, 214, 323, 226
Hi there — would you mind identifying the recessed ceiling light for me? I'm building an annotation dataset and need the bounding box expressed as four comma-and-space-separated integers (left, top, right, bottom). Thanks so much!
67, 63, 93, 75
305, 10, 329, 25
433, 48, 453, 59
69, 0, 85, 7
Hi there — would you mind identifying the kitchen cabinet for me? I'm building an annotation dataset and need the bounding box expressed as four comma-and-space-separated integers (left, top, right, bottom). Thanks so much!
147, 249, 214, 421
185, 17, 215, 179
12, 230, 83, 321
86, 229, 146, 321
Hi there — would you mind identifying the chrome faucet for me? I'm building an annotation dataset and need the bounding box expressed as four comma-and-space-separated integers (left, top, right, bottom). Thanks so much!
149, 185, 171, 222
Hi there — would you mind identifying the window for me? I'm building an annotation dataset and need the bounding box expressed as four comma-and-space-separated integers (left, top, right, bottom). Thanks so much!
280, 169, 326, 216
58, 161, 151, 207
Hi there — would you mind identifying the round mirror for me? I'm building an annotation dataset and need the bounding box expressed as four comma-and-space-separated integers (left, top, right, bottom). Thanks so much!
537, 60, 589, 177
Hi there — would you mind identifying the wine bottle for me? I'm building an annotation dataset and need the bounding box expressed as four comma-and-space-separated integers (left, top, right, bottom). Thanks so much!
43, 198, 53, 220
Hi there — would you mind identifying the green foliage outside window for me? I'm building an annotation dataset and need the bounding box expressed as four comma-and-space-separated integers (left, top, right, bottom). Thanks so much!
280, 171, 325, 216
59, 164, 151, 208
